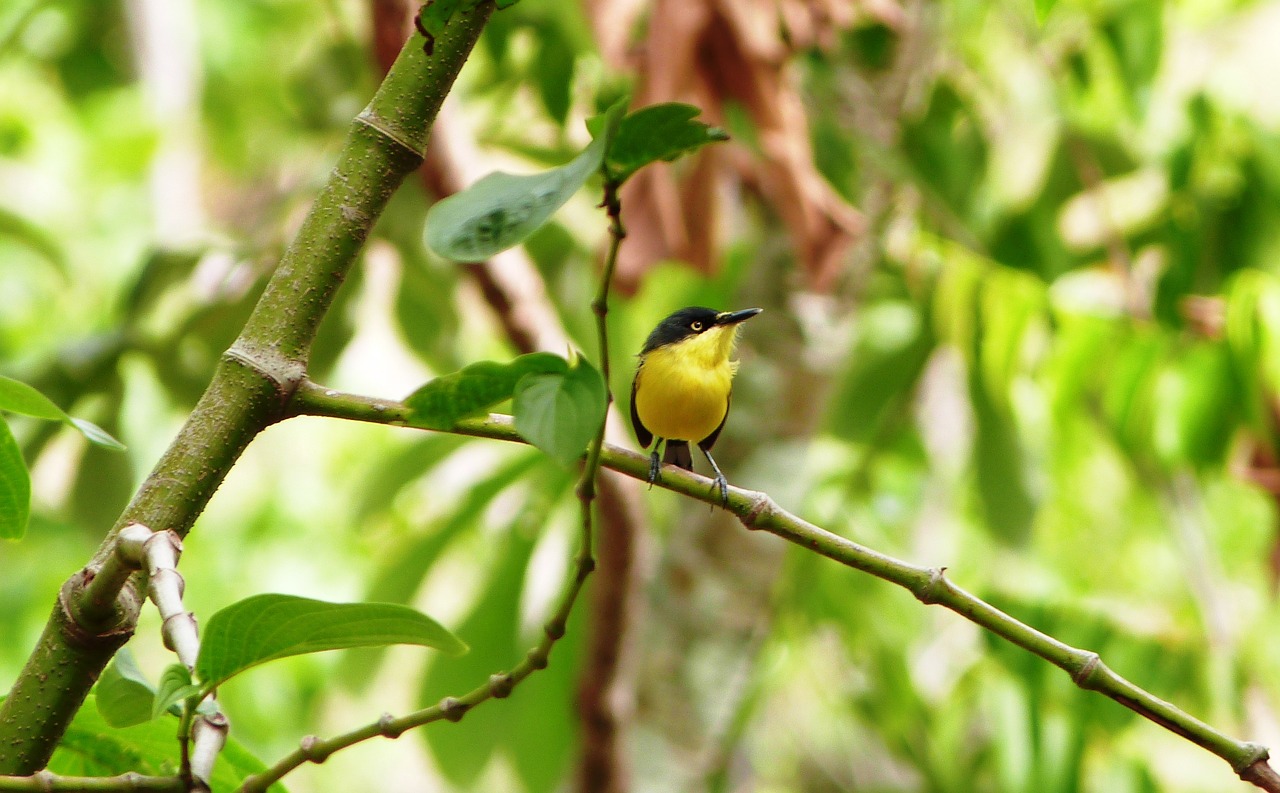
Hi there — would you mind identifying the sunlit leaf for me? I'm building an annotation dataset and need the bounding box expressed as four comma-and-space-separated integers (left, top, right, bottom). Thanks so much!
605, 103, 729, 185
95, 649, 156, 728
513, 356, 606, 467
196, 595, 466, 690
405, 353, 567, 430
0, 419, 29, 540
424, 100, 626, 261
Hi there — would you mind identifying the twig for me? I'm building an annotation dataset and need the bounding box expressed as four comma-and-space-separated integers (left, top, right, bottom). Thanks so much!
287, 391, 1280, 792
133, 528, 227, 790
0, 772, 183, 791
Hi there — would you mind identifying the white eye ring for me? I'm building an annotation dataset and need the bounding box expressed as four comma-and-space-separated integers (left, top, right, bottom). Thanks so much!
691, 321, 704, 331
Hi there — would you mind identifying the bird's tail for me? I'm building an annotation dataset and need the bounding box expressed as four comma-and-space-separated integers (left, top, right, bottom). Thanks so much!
663, 440, 693, 471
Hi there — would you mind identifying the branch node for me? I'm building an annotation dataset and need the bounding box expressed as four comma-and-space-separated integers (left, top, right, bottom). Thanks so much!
1235, 744, 1273, 774
32, 770, 54, 792
740, 491, 773, 529
1070, 651, 1103, 688
545, 619, 566, 640
488, 673, 514, 699
438, 697, 468, 722
116, 523, 155, 565
376, 712, 404, 739
914, 567, 948, 605
299, 735, 331, 763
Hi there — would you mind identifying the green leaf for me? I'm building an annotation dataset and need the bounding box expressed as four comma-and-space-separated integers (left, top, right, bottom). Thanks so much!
339, 451, 553, 691
513, 356, 607, 467
95, 649, 156, 728
421, 529, 537, 787
405, 353, 568, 430
196, 594, 467, 690
50, 695, 285, 792
0, 375, 126, 450
416, 0, 487, 43
0, 375, 67, 421
152, 664, 199, 721
0, 419, 29, 541
605, 103, 729, 185
424, 100, 626, 261
1033, 0, 1056, 25
971, 373, 1036, 546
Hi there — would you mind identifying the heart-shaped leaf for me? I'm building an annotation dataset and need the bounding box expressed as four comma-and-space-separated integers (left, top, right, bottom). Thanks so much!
405, 353, 568, 430
513, 357, 607, 467
196, 595, 467, 691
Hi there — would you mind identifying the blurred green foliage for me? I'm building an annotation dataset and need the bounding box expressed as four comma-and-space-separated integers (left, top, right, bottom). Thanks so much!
4, 0, 1280, 791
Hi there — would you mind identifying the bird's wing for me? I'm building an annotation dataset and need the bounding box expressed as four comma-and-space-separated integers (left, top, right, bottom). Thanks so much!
630, 367, 653, 449
698, 392, 730, 452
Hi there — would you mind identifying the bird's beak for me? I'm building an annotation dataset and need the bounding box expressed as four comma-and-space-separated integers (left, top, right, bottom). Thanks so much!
716, 308, 763, 326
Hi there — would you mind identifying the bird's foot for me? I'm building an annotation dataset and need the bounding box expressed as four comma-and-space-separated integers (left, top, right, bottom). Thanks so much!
647, 451, 661, 490
711, 472, 730, 509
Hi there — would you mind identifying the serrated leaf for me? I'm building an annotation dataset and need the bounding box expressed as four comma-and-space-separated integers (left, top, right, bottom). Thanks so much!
196, 594, 467, 690
95, 649, 156, 728
405, 353, 568, 430
424, 100, 626, 261
606, 103, 729, 185
0, 419, 30, 540
152, 664, 198, 721
513, 358, 606, 467
0, 375, 126, 450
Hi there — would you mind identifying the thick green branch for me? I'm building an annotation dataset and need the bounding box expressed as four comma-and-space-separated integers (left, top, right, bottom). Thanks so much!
288, 386, 1280, 792
0, 6, 494, 775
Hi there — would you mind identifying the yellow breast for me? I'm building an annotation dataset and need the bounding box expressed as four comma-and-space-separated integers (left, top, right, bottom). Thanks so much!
634, 328, 739, 443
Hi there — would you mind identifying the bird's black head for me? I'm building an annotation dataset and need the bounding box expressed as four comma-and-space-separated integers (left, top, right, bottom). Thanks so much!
640, 306, 762, 354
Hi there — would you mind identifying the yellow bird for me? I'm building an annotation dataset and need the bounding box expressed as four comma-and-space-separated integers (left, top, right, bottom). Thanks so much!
630, 306, 762, 505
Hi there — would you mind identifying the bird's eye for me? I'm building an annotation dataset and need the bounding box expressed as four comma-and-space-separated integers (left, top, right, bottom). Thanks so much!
691, 321, 703, 331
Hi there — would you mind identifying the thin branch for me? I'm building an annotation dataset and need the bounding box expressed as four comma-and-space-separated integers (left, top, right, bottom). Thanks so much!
287, 390, 1280, 792
0, 772, 183, 792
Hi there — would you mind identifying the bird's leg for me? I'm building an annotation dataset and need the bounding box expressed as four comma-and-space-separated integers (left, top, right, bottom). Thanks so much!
701, 448, 730, 509
647, 440, 663, 489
